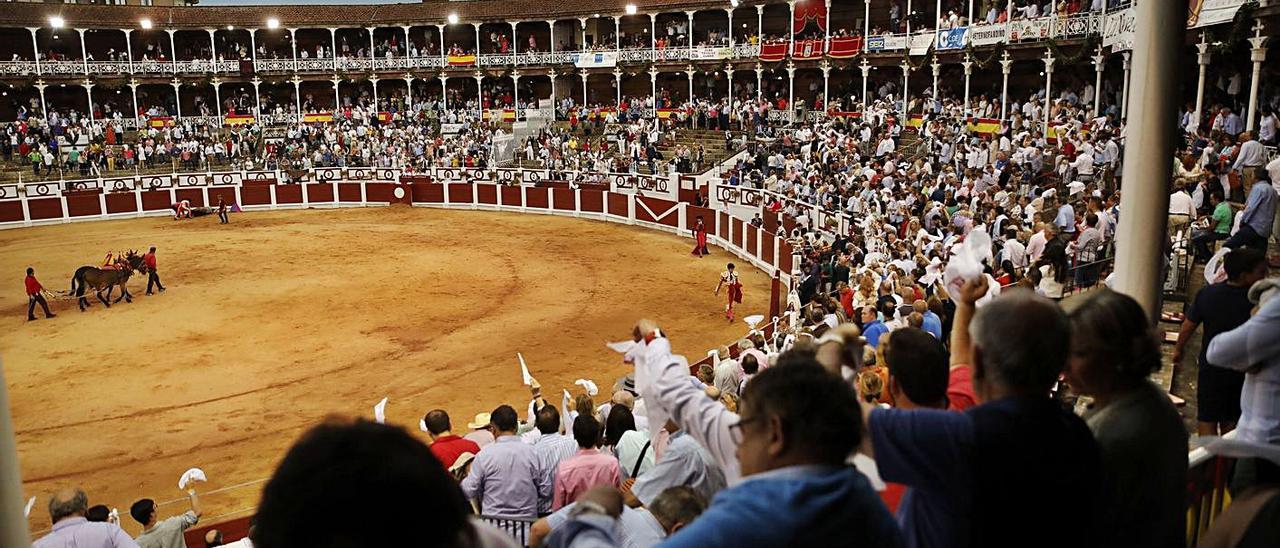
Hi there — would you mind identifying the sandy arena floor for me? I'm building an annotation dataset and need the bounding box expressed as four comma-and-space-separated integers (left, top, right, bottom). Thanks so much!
0, 206, 768, 536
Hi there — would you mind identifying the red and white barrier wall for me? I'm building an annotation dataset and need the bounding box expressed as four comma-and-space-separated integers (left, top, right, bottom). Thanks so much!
0, 169, 794, 288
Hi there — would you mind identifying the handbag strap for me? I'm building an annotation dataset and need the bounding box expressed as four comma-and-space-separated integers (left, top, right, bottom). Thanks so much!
631, 440, 652, 478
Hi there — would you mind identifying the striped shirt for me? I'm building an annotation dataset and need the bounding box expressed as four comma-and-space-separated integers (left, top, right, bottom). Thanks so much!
530, 432, 578, 514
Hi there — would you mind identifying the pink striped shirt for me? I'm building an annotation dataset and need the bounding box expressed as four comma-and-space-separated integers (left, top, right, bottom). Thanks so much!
552, 448, 620, 510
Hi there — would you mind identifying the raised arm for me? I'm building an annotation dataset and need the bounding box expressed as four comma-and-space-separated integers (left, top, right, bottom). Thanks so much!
948, 278, 989, 368
641, 337, 743, 484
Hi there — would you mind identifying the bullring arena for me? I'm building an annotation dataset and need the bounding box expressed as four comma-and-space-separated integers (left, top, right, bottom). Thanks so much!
0, 174, 787, 539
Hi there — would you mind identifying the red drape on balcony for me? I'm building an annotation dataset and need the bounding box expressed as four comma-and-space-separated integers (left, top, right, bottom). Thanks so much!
792, 0, 828, 34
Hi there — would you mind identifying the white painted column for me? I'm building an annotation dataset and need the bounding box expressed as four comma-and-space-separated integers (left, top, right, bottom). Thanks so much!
549, 20, 556, 53
900, 60, 910, 118
860, 60, 870, 111
1120, 51, 1131, 121
77, 29, 89, 73
1042, 51, 1055, 138
84, 81, 94, 122
1245, 21, 1268, 132
441, 75, 449, 110
1112, 0, 1189, 319
999, 50, 1012, 122
171, 79, 182, 118
1194, 36, 1208, 125
1094, 46, 1106, 119
329, 28, 338, 71
962, 54, 972, 115
28, 28, 41, 75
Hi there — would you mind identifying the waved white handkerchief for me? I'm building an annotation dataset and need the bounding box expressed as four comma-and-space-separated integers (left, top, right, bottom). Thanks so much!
518, 353, 533, 386
419, 417, 430, 433
943, 228, 993, 299
606, 340, 637, 354
24, 496, 35, 518
178, 468, 207, 491
373, 397, 388, 424
574, 379, 599, 396
743, 315, 765, 331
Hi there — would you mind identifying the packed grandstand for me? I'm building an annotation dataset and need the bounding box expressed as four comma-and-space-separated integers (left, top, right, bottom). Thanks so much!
3, 0, 1280, 547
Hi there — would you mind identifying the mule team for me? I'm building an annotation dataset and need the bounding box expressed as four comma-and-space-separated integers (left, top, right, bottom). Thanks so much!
25, 247, 164, 321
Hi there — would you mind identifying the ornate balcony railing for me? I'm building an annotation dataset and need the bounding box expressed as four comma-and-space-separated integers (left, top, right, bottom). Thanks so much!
732, 44, 760, 59
296, 58, 333, 72
0, 61, 37, 76
135, 60, 171, 74
413, 56, 446, 69
372, 57, 412, 71
86, 61, 130, 76
479, 54, 515, 67
337, 57, 373, 71
41, 61, 82, 76
255, 59, 295, 72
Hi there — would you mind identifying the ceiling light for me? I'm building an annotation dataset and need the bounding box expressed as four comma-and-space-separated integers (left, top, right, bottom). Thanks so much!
49, 16, 65, 28
447, 13, 459, 25
140, 18, 153, 30
626, 4, 637, 15
266, 17, 280, 30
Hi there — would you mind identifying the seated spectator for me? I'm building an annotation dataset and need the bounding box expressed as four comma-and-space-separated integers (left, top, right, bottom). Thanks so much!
424, 409, 482, 469
530, 486, 708, 548
553, 415, 621, 510
883, 327, 949, 410
638, 323, 901, 547
461, 405, 548, 518
130, 487, 201, 548
1062, 288, 1187, 547
251, 417, 516, 547
33, 487, 138, 548
863, 282, 1102, 547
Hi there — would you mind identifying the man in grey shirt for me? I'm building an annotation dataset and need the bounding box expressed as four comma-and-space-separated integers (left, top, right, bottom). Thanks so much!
130, 488, 201, 548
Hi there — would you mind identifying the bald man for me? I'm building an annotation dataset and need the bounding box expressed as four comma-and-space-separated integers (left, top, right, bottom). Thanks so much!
33, 487, 139, 548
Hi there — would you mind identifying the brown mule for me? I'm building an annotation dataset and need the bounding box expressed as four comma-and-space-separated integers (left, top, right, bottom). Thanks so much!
71, 251, 147, 311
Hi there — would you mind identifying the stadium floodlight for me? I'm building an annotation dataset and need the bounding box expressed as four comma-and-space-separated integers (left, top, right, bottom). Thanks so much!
447, 13, 459, 25
626, 4, 638, 15
140, 18, 153, 30
49, 16, 65, 29
267, 17, 280, 30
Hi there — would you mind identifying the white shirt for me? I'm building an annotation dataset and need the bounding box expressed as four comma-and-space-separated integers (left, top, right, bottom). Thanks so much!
1002, 239, 1028, 268
1232, 140, 1266, 169
1167, 191, 1195, 217
1026, 231, 1049, 263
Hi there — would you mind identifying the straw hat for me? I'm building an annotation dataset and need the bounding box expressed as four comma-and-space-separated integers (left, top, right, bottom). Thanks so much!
466, 413, 491, 430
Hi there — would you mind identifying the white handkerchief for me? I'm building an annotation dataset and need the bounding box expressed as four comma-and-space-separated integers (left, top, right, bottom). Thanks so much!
178, 468, 207, 490
744, 315, 765, 331
419, 417, 430, 433
574, 379, 599, 396
606, 340, 637, 354
562, 389, 572, 414
518, 353, 533, 386
24, 496, 35, 518
374, 397, 388, 424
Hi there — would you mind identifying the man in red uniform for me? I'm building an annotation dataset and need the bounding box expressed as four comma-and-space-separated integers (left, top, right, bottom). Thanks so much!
714, 262, 743, 322
691, 216, 709, 257
421, 409, 480, 470
144, 246, 165, 295
25, 267, 55, 321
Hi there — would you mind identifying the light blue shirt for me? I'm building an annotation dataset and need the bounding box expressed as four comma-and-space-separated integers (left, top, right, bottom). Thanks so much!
1240, 181, 1277, 237
1055, 203, 1076, 233
33, 517, 139, 548
547, 503, 666, 548
461, 435, 549, 518
1207, 295, 1280, 445
632, 432, 727, 507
